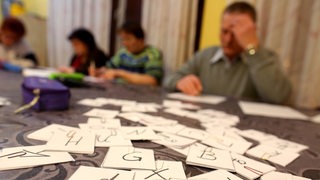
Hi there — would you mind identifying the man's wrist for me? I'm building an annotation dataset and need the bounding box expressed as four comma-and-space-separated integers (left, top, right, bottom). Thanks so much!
245, 43, 259, 56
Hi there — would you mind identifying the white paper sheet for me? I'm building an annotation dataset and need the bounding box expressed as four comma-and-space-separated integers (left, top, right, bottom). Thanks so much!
86, 117, 121, 128
78, 123, 120, 132
153, 132, 197, 149
205, 127, 247, 142
46, 130, 95, 154
263, 138, 308, 153
311, 113, 320, 123
163, 100, 200, 110
200, 114, 240, 125
169, 143, 208, 157
120, 127, 159, 140
188, 170, 243, 180
83, 108, 119, 118
164, 108, 190, 117
202, 134, 252, 155
118, 112, 143, 122
261, 171, 311, 180
167, 93, 225, 105
236, 129, 278, 142
118, 112, 178, 126
239, 101, 309, 120
121, 104, 158, 113
197, 109, 228, 117
0, 145, 74, 171
246, 144, 300, 167
69, 166, 135, 180
137, 102, 162, 109
0, 97, 11, 106
95, 98, 136, 107
141, 117, 178, 126
176, 127, 210, 141
77, 99, 105, 107
27, 124, 80, 141
186, 146, 235, 171
133, 160, 187, 180
22, 68, 57, 78
148, 123, 186, 134
101, 147, 156, 170
231, 152, 276, 180
77, 127, 132, 147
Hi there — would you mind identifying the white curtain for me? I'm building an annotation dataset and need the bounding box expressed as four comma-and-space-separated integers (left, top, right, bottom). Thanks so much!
47, 0, 112, 67
256, 0, 320, 108
141, 0, 199, 77
228, 0, 320, 108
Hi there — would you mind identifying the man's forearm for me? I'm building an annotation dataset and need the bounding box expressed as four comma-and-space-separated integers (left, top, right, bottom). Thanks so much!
245, 49, 292, 104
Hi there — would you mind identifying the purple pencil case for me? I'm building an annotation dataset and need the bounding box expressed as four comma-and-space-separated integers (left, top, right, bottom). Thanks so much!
21, 77, 70, 111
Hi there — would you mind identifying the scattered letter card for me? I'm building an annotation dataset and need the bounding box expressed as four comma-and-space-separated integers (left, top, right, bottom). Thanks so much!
261, 171, 311, 180
133, 160, 186, 180
167, 93, 225, 105
153, 132, 197, 149
246, 145, 300, 167
176, 127, 210, 141
231, 153, 276, 180
186, 146, 235, 171
263, 138, 308, 153
148, 123, 186, 134
163, 100, 200, 110
46, 130, 95, 154
83, 108, 119, 118
202, 135, 252, 155
69, 166, 135, 180
77, 99, 105, 107
27, 124, 80, 141
237, 129, 277, 142
188, 170, 243, 180
169, 143, 208, 157
94, 129, 132, 147
87, 117, 121, 128
0, 145, 74, 171
120, 127, 159, 140
101, 147, 156, 170
239, 101, 309, 120
77, 126, 132, 147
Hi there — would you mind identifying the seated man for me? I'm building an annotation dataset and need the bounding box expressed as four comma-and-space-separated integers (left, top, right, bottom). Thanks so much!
97, 22, 163, 86
164, 2, 291, 104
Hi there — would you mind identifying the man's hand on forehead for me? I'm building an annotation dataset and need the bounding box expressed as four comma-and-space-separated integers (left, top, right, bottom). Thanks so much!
229, 14, 258, 50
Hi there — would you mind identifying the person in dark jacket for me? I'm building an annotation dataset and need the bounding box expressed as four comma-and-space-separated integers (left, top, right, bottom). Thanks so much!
59, 28, 109, 75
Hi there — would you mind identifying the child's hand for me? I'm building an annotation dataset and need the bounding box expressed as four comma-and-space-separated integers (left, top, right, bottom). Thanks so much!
101, 69, 118, 80
58, 66, 75, 73
90, 67, 106, 77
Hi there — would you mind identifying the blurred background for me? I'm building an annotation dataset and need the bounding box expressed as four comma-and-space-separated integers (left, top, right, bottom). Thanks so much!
1, 0, 319, 109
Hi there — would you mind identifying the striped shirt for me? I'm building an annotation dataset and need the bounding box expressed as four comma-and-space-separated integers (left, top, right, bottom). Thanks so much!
107, 46, 163, 83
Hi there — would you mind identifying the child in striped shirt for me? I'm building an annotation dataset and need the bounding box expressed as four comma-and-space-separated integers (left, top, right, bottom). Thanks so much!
96, 22, 163, 86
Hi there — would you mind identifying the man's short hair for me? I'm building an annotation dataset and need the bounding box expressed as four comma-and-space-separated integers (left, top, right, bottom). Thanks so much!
119, 22, 145, 40
223, 1, 257, 22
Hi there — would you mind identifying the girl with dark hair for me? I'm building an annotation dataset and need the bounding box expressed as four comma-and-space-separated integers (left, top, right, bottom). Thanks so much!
59, 28, 109, 75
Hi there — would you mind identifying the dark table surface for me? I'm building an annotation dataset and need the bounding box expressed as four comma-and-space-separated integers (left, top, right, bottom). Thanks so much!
0, 70, 320, 180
